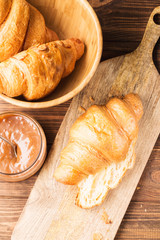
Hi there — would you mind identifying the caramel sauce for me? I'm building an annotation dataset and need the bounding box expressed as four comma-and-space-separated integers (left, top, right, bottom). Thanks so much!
0, 114, 41, 174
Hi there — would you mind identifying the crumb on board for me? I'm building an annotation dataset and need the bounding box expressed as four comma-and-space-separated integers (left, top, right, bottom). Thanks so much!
78, 106, 86, 112
93, 233, 103, 240
136, 187, 141, 190
144, 209, 147, 212
102, 210, 112, 224
140, 204, 143, 208
89, 96, 95, 102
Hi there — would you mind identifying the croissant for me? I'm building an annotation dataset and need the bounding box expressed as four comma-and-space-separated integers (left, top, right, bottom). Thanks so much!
0, 0, 58, 62
54, 93, 143, 208
0, 38, 84, 100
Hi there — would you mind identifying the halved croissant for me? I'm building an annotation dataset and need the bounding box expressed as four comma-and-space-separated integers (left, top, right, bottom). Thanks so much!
0, 38, 84, 100
0, 0, 58, 62
54, 93, 143, 208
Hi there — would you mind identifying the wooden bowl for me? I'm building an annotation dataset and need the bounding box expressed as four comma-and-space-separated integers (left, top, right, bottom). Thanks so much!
0, 0, 102, 108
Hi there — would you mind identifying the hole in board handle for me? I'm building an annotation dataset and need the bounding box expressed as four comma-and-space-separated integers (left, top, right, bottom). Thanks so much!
153, 38, 160, 74
153, 14, 160, 25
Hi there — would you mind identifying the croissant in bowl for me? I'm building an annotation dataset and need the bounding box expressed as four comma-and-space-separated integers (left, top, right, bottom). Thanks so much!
54, 93, 143, 208
0, 38, 84, 100
0, 0, 58, 62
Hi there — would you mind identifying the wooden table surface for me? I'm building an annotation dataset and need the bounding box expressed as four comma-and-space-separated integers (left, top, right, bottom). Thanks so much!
1, 0, 160, 239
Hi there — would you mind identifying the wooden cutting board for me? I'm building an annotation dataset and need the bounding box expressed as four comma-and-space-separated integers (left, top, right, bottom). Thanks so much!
12, 7, 160, 240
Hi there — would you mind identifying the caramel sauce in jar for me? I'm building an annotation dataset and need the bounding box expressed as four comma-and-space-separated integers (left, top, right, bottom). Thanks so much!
0, 112, 47, 182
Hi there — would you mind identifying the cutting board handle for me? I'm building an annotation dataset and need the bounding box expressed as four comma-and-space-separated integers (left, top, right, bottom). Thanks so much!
137, 6, 160, 59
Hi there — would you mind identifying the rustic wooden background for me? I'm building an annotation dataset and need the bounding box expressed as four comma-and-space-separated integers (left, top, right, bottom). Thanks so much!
1, 0, 160, 239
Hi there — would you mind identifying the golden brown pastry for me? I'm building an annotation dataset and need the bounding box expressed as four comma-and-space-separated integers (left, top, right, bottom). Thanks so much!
0, 38, 84, 100
23, 5, 59, 50
0, 0, 12, 25
0, 0, 30, 62
54, 93, 143, 208
23, 4, 46, 50
0, 0, 58, 62
45, 27, 59, 44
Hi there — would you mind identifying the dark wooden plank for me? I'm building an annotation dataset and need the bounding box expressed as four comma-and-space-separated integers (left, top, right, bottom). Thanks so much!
117, 202, 160, 239
90, 0, 160, 60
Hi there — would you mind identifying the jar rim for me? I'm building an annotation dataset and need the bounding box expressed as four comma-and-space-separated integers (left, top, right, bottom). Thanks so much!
0, 111, 43, 176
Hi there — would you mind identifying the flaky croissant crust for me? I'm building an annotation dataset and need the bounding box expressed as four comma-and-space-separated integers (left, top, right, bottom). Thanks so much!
54, 93, 143, 185
0, 0, 58, 62
0, 38, 84, 100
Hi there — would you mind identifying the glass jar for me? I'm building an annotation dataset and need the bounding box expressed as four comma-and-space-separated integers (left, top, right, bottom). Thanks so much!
0, 112, 47, 182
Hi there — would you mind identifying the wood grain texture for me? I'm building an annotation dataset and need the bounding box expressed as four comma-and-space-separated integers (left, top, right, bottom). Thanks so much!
11, 6, 160, 240
1, 0, 160, 239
